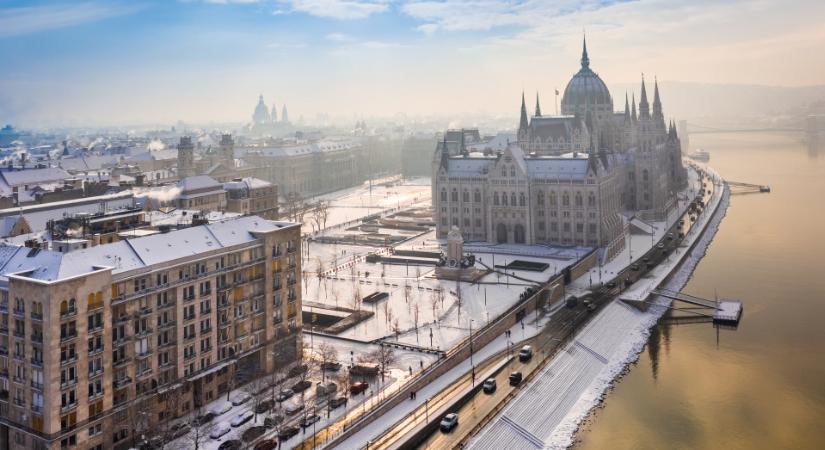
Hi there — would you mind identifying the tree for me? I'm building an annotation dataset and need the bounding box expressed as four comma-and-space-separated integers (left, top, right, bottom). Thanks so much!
429, 291, 440, 324
365, 346, 396, 383
317, 342, 339, 383
185, 405, 213, 450
244, 370, 268, 423
299, 343, 319, 402
127, 395, 151, 449
412, 303, 420, 342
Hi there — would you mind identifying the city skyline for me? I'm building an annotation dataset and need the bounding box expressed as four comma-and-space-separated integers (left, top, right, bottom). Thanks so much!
2, 0, 825, 126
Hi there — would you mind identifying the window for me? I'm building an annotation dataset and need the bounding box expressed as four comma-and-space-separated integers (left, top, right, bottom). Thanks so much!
462, 190, 469, 202
493, 192, 499, 205
451, 189, 458, 202
440, 189, 447, 202
562, 192, 570, 207
550, 192, 557, 206
474, 190, 481, 203
510, 167, 516, 177
519, 193, 526, 207
537, 191, 544, 206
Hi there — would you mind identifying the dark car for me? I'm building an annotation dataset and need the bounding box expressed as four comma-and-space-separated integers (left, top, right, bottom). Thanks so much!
300, 414, 321, 428
278, 426, 300, 441
482, 378, 496, 394
264, 415, 284, 429
288, 364, 308, 378
254, 439, 278, 450
276, 388, 294, 402
509, 371, 523, 386
439, 413, 458, 432
630, 264, 640, 271
329, 396, 348, 409
350, 381, 369, 395
606, 281, 617, 289
255, 399, 274, 414
170, 422, 191, 439
291, 380, 312, 393
518, 345, 532, 362
321, 361, 342, 371
218, 441, 242, 450
194, 411, 215, 426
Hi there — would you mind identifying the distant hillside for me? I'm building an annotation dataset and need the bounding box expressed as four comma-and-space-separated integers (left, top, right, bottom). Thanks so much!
610, 81, 825, 122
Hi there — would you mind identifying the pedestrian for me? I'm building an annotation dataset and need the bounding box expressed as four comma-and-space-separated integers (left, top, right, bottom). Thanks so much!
419, 360, 423, 369
408, 366, 412, 375
410, 391, 414, 400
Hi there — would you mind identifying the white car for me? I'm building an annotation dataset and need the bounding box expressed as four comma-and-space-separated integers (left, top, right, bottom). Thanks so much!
230, 392, 252, 406
209, 401, 232, 416
209, 422, 231, 439
285, 402, 304, 416
230, 410, 254, 427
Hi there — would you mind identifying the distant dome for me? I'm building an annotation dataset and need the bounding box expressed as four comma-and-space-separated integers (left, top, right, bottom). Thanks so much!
560, 38, 613, 116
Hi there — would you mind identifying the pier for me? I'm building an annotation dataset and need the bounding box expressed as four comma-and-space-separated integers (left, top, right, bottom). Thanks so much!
726, 180, 771, 194
647, 288, 743, 325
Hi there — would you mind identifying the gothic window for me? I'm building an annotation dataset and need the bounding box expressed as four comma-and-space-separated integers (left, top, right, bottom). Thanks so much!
501, 167, 507, 177
549, 192, 557, 206
642, 169, 649, 181
588, 193, 596, 207
562, 192, 570, 207
462, 190, 469, 202
575, 193, 583, 207
519, 193, 526, 207
502, 193, 508, 206
451, 189, 458, 202
493, 192, 500, 205
440, 189, 447, 202
537, 191, 545, 206
510, 167, 516, 177
474, 189, 481, 203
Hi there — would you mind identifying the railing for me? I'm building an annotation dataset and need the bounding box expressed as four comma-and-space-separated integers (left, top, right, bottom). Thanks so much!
30, 312, 43, 321
60, 332, 77, 343
60, 309, 77, 320
30, 381, 43, 391
60, 355, 77, 366
30, 358, 43, 368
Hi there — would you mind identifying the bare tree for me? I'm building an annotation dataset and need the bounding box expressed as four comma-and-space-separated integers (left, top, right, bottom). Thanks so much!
317, 342, 339, 383
284, 191, 305, 223
351, 285, 362, 312
365, 346, 396, 383
298, 343, 319, 402
392, 318, 401, 341
244, 370, 267, 423
185, 405, 213, 450
430, 291, 440, 323
128, 396, 151, 449
317, 200, 330, 229
412, 303, 420, 335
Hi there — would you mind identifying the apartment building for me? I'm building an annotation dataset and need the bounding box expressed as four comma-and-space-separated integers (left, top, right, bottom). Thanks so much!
0, 215, 302, 449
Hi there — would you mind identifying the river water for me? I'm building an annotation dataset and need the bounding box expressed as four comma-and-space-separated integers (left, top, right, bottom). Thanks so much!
574, 132, 825, 450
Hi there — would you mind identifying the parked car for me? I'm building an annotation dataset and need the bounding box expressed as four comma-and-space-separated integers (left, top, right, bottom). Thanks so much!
482, 378, 496, 394
288, 364, 308, 378
657, 243, 665, 250
218, 440, 241, 450
606, 281, 617, 289
439, 413, 459, 432
195, 411, 216, 425
170, 422, 191, 440
583, 298, 596, 312
291, 380, 312, 393
321, 361, 342, 371
316, 382, 337, 397
329, 396, 348, 409
285, 402, 304, 416
630, 264, 640, 271
209, 402, 233, 417
518, 345, 532, 362
242, 426, 266, 442
230, 392, 252, 406
300, 414, 321, 428
264, 415, 284, 429
255, 399, 274, 414
276, 388, 294, 402
509, 371, 523, 386
210, 422, 231, 439
278, 426, 300, 441
350, 381, 369, 395
231, 410, 254, 427
254, 439, 278, 450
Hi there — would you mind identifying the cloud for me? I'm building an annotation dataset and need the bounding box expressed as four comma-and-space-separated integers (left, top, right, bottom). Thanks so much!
279, 0, 390, 19
326, 32, 355, 42
0, 2, 142, 37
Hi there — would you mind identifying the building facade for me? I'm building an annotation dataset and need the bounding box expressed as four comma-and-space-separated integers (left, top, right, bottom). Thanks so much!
224, 178, 279, 220
0, 215, 302, 449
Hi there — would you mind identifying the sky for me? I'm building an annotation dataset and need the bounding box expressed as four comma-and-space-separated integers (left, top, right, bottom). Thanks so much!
1, 0, 825, 127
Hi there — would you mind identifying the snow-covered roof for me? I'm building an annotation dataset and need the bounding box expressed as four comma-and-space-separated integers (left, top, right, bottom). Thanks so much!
254, 139, 361, 158
0, 215, 299, 282
224, 177, 272, 191
178, 175, 222, 192
0, 167, 71, 188
445, 145, 591, 180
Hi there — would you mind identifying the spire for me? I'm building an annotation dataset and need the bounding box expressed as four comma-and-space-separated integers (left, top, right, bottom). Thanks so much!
535, 92, 542, 117
519, 91, 529, 132
652, 77, 663, 120
631, 93, 637, 122
624, 93, 630, 123
639, 74, 650, 119
581, 34, 590, 69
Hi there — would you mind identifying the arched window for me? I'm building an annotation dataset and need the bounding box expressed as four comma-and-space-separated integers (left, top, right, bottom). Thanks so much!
451, 189, 458, 202
501, 167, 507, 177
87, 293, 95, 307
519, 193, 526, 207
550, 192, 557, 206
462, 190, 470, 202
537, 191, 545, 206
510, 193, 517, 206
575, 192, 583, 207
510, 167, 516, 177
562, 192, 570, 207
474, 189, 481, 203
493, 192, 500, 205
440, 189, 447, 202
502, 192, 508, 206
643, 169, 649, 181
588, 193, 596, 207
60, 300, 68, 315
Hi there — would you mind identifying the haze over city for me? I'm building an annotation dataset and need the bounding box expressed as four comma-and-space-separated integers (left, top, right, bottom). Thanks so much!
2, 0, 825, 126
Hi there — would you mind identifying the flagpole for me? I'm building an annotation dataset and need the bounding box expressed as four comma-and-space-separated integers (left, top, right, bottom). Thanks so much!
555, 88, 559, 115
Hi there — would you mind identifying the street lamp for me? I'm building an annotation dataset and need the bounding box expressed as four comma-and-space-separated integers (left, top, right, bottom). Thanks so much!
469, 319, 475, 385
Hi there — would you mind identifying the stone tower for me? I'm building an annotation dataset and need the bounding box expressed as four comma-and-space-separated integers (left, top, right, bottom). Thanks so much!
220, 134, 234, 167
177, 136, 195, 178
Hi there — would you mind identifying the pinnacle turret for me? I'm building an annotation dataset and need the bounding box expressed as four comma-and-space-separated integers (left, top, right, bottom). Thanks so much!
519, 91, 529, 132
535, 93, 542, 117
639, 75, 650, 119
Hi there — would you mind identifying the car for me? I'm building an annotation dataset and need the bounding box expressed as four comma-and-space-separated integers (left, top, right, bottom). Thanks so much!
278, 426, 300, 441
300, 414, 321, 428
657, 243, 665, 249
255, 399, 274, 414
285, 402, 304, 416
509, 371, 523, 386
231, 410, 254, 427
263, 415, 284, 429
194, 411, 216, 425
218, 440, 241, 450
321, 361, 342, 371
210, 422, 231, 439
666, 233, 674, 241
606, 281, 617, 289
678, 219, 685, 226
482, 378, 496, 394
276, 388, 294, 402
291, 380, 312, 393
350, 381, 369, 395
288, 364, 308, 378
171, 422, 191, 439
583, 299, 596, 312
630, 264, 640, 271
242, 426, 266, 443
439, 413, 458, 432
518, 345, 532, 362
254, 439, 278, 450
230, 392, 252, 406
329, 396, 348, 409
209, 402, 233, 417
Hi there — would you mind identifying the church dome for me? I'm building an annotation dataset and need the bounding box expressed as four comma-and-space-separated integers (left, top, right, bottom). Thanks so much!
560, 38, 613, 116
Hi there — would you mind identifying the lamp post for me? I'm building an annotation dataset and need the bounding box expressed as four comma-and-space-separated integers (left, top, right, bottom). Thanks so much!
469, 319, 475, 385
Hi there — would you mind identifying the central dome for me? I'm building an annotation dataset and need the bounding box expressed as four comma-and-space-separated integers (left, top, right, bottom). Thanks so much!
560, 38, 613, 117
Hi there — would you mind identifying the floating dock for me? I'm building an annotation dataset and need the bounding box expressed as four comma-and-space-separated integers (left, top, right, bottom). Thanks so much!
633, 288, 744, 325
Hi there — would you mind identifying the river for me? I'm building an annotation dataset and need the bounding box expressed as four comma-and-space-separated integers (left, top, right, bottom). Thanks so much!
574, 132, 825, 450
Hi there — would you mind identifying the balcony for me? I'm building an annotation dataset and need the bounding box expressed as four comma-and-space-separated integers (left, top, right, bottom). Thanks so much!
12, 329, 24, 339
60, 402, 77, 413
0, 327, 6, 335
60, 309, 77, 320
60, 355, 77, 366
0, 303, 6, 313
30, 312, 43, 322
157, 301, 176, 311
200, 326, 212, 335
158, 320, 176, 330
60, 378, 77, 389
200, 307, 212, 315
113, 376, 132, 389
60, 332, 78, 343
0, 346, 7, 356
0, 369, 7, 379
135, 350, 151, 360
30, 380, 43, 391
134, 327, 153, 339
12, 307, 24, 318
113, 357, 131, 368
183, 313, 196, 322
139, 305, 153, 315
14, 398, 26, 407
158, 340, 176, 349
30, 333, 43, 344
30, 357, 43, 368
112, 335, 130, 347
88, 368, 104, 378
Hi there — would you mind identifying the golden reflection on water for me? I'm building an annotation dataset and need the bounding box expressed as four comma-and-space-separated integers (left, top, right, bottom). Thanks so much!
574, 132, 825, 450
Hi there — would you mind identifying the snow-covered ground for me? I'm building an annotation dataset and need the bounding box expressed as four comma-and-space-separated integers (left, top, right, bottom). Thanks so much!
468, 165, 728, 450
